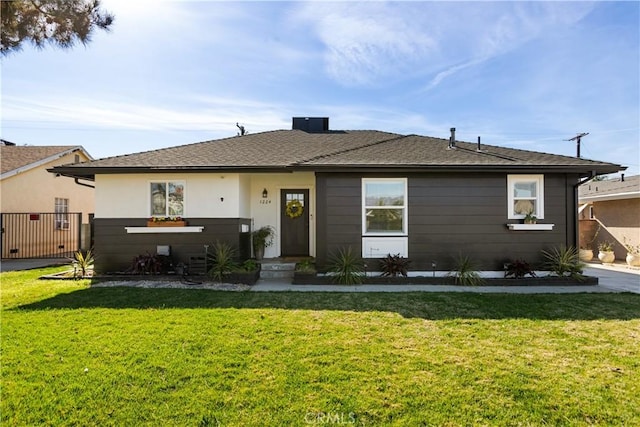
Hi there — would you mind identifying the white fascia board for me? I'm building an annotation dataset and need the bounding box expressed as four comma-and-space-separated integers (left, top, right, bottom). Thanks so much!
0, 146, 93, 180
579, 191, 640, 203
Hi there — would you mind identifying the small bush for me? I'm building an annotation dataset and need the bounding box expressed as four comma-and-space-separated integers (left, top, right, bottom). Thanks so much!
448, 254, 484, 286
504, 259, 537, 279
235, 259, 259, 272
130, 252, 164, 275
295, 259, 316, 273
542, 246, 585, 280
70, 249, 95, 277
379, 253, 410, 277
208, 241, 238, 282
328, 247, 364, 285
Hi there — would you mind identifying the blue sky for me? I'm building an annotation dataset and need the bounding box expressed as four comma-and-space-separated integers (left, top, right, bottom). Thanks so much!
2, 1, 639, 175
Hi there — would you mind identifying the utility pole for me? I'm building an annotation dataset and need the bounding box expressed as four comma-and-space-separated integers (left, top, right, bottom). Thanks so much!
565, 132, 589, 158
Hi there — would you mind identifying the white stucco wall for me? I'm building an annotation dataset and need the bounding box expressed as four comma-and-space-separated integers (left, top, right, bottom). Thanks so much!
95, 171, 316, 257
250, 172, 316, 258
95, 173, 243, 218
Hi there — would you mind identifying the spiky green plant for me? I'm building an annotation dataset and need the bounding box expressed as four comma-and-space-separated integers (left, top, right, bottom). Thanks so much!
328, 247, 364, 285
542, 246, 585, 280
70, 249, 95, 277
448, 254, 485, 286
208, 241, 238, 282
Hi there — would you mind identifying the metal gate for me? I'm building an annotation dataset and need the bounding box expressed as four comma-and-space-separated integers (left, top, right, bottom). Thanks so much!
1, 213, 82, 259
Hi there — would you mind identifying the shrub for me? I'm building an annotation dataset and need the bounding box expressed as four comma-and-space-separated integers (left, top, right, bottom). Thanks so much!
235, 259, 259, 272
448, 254, 484, 286
208, 241, 238, 282
542, 246, 585, 280
504, 259, 537, 279
295, 259, 316, 273
379, 253, 410, 277
130, 252, 164, 275
328, 247, 364, 285
70, 249, 95, 277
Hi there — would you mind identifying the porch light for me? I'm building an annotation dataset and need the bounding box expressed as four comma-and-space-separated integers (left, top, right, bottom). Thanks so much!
262, 188, 268, 198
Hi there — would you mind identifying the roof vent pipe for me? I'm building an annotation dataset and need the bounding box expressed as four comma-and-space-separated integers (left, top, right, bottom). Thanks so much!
621, 173, 625, 182
477, 136, 481, 152
448, 127, 456, 149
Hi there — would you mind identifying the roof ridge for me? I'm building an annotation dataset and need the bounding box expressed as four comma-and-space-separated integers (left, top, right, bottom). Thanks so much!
294, 132, 406, 165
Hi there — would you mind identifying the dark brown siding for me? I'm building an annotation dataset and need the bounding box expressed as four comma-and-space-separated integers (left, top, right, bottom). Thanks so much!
93, 218, 251, 273
316, 172, 580, 271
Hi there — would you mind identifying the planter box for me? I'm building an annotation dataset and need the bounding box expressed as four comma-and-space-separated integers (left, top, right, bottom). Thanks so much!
147, 220, 187, 227
293, 273, 598, 286
225, 269, 261, 286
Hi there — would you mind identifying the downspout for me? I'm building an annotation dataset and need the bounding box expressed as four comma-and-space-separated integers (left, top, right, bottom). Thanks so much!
571, 171, 597, 250
74, 178, 95, 189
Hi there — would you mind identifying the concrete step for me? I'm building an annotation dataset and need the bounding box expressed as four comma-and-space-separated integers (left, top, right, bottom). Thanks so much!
260, 262, 296, 271
259, 261, 296, 279
260, 270, 295, 279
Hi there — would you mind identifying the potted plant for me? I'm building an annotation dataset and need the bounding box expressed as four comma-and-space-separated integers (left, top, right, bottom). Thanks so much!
623, 237, 640, 267
597, 241, 615, 264
579, 225, 599, 262
523, 212, 537, 225
251, 225, 274, 260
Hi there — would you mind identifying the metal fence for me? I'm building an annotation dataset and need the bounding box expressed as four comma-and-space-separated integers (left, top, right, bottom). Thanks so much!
1, 213, 82, 259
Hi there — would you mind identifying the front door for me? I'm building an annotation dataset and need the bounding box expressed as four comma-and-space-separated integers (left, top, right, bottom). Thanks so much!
281, 189, 309, 256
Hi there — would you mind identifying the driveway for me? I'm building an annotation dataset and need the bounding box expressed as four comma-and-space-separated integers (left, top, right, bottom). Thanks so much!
0, 258, 68, 273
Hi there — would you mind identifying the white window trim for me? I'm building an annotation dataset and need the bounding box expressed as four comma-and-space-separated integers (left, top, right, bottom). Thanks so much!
149, 180, 186, 218
55, 197, 70, 230
362, 178, 408, 236
507, 175, 544, 220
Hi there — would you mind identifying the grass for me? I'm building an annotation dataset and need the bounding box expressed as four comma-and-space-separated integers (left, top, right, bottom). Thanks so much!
1, 268, 639, 426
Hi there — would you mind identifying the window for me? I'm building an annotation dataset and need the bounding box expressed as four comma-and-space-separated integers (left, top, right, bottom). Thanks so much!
150, 181, 185, 217
362, 178, 407, 235
507, 175, 544, 219
55, 198, 69, 230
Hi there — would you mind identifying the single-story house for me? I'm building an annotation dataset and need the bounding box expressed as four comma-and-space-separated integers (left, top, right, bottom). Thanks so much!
1, 140, 94, 258
579, 174, 640, 260
50, 117, 624, 273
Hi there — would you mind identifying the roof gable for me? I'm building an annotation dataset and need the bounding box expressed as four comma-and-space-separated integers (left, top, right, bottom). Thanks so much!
1, 145, 92, 178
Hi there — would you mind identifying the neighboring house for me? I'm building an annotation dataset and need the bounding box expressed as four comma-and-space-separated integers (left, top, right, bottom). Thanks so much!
1, 140, 94, 258
50, 118, 623, 273
579, 174, 640, 260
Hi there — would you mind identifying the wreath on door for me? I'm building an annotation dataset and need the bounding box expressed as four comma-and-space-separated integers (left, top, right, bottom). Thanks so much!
285, 200, 304, 219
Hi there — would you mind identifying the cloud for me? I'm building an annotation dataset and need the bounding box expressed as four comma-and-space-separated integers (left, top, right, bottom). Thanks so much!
294, 1, 596, 88
1, 94, 290, 135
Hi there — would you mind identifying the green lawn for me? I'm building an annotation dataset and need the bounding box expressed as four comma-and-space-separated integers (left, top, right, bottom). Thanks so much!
2, 267, 639, 426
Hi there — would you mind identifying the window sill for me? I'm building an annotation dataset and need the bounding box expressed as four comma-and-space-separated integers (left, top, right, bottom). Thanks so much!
125, 226, 205, 234
507, 223, 554, 231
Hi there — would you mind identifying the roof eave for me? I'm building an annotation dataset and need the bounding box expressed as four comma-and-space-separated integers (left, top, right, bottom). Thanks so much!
293, 163, 625, 175
2, 146, 92, 180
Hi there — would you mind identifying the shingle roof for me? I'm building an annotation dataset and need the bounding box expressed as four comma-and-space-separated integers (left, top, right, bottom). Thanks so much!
51, 129, 624, 178
1, 145, 84, 175
579, 175, 640, 200
61, 130, 399, 169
